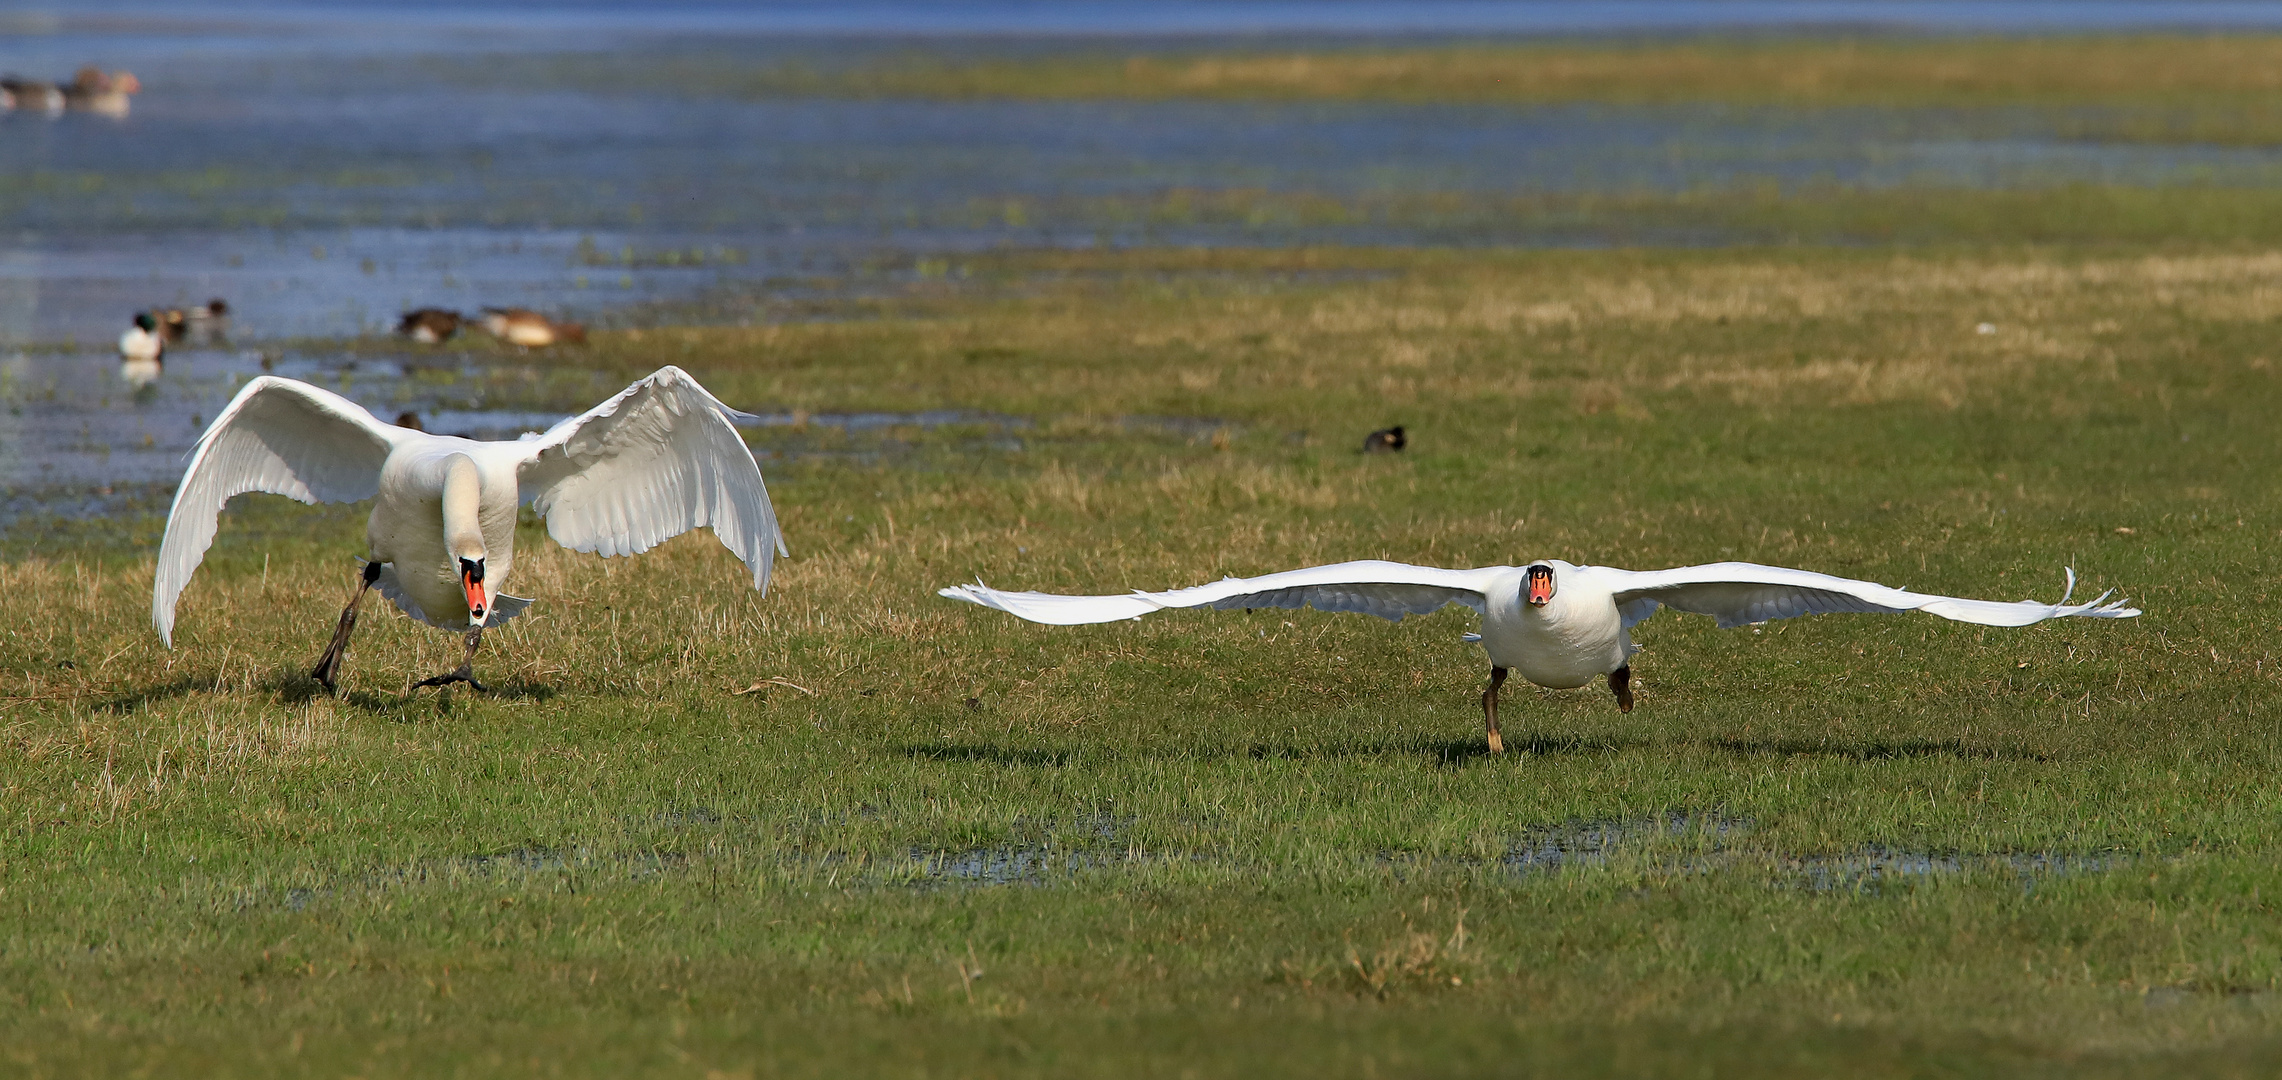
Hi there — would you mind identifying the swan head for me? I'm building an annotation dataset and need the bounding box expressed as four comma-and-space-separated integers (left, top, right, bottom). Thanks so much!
1524, 563, 1556, 606
459, 556, 488, 625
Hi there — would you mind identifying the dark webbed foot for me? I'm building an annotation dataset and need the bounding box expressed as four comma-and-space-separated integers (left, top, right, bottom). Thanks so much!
413, 627, 489, 694
411, 666, 490, 693
1608, 665, 1634, 713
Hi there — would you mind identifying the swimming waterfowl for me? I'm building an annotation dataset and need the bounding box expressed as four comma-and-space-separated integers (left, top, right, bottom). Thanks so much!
60, 67, 137, 117
397, 308, 463, 344
119, 312, 164, 363
481, 308, 585, 348
942, 558, 2140, 753
153, 366, 786, 693
0, 76, 63, 114
185, 299, 229, 344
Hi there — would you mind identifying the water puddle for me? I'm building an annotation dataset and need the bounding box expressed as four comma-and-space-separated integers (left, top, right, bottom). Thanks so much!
1779, 847, 2121, 894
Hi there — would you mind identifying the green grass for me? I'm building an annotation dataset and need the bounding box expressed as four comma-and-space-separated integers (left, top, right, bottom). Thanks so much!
7, 245, 2282, 1075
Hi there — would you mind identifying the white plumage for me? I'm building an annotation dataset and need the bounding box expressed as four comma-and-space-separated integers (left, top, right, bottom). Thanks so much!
941, 557, 2139, 751
154, 365, 785, 689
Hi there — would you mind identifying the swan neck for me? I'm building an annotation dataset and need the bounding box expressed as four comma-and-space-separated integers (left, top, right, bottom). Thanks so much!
442, 454, 486, 560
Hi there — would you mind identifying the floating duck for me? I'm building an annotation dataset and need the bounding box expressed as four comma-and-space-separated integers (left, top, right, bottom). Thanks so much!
0, 76, 63, 115
942, 558, 2140, 753
397, 308, 463, 344
185, 298, 229, 344
393, 411, 425, 432
61, 66, 137, 117
153, 367, 785, 693
1362, 426, 1406, 453
119, 312, 164, 363
481, 307, 585, 348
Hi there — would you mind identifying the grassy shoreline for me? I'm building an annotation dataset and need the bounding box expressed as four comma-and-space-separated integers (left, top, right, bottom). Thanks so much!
433, 34, 2282, 145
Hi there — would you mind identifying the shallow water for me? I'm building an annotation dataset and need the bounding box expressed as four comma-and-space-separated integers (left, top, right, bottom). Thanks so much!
11, 6, 2282, 344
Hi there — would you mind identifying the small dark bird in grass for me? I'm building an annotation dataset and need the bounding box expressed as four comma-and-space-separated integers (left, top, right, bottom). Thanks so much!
1362, 425, 1406, 453
398, 308, 463, 344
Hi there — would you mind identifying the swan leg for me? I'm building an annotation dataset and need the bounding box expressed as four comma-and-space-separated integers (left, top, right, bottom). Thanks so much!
1608, 665, 1634, 713
1481, 666, 1509, 754
412, 627, 490, 693
310, 560, 383, 693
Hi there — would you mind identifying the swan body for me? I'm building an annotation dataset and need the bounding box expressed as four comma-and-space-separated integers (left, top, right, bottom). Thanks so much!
154, 365, 786, 689
941, 557, 2140, 751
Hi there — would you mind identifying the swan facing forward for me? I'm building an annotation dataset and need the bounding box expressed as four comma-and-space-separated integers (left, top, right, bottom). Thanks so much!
941, 559, 2140, 752
156, 366, 785, 692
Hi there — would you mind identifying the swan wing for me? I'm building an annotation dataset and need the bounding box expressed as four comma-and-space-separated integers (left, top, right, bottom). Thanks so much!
940, 559, 1507, 626
154, 376, 405, 645
510, 365, 784, 593
1583, 561, 2141, 631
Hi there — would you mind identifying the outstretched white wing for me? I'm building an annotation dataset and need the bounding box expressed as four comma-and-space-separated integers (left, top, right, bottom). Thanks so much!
1580, 561, 2140, 630
154, 376, 408, 645
510, 365, 785, 592
939, 560, 1508, 626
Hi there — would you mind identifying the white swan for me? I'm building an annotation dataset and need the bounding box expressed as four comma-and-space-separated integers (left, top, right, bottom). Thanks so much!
941, 558, 2139, 752
155, 365, 785, 692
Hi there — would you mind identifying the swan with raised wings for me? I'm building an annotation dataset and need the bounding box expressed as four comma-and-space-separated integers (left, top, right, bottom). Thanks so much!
941, 558, 2139, 752
155, 366, 785, 692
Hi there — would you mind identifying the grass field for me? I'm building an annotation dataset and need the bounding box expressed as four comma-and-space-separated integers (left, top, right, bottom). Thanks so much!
4, 242, 2281, 1075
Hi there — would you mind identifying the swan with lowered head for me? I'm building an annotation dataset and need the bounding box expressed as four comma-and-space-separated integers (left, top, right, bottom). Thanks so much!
942, 557, 2139, 752
155, 366, 785, 692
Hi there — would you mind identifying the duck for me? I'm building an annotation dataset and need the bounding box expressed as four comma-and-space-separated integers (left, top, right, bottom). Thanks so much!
152, 366, 786, 693
941, 557, 2140, 753
1362, 425, 1406, 453
184, 298, 229, 344
60, 67, 137, 117
397, 308, 463, 344
1, 76, 63, 115
481, 307, 586, 348
119, 312, 165, 363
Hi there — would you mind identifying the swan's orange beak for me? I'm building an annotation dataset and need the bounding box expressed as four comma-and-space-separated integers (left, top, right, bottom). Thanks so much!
1526, 567, 1555, 606
460, 558, 488, 624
